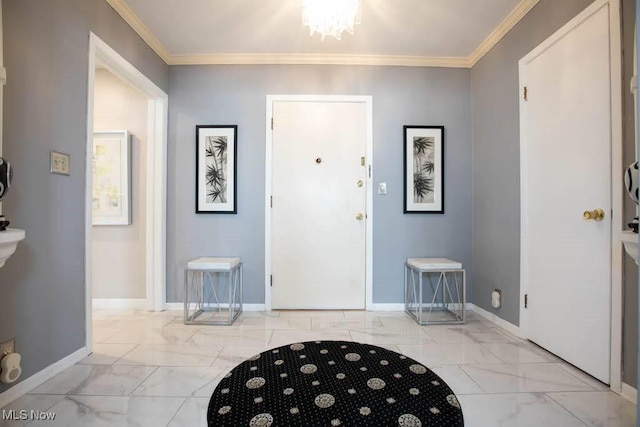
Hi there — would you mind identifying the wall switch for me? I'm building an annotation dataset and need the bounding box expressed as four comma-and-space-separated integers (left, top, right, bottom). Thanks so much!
50, 151, 70, 175
378, 182, 387, 195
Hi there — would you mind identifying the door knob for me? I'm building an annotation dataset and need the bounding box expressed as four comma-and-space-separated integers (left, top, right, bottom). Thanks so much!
356, 180, 364, 187
583, 209, 605, 221
355, 213, 364, 221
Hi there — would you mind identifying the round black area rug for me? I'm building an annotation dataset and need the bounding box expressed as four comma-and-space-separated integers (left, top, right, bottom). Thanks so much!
208, 340, 464, 427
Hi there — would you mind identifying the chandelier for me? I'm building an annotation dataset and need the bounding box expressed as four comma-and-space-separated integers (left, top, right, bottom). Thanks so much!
301, 0, 361, 41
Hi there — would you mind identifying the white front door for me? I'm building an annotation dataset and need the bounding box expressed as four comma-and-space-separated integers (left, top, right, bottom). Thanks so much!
271, 101, 367, 309
520, 4, 612, 383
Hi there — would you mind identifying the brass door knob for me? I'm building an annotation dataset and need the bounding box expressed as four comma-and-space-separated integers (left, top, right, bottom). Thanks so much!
356, 180, 364, 187
355, 213, 364, 221
583, 209, 605, 221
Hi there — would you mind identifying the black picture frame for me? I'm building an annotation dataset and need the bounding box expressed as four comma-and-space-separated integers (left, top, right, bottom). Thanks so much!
196, 125, 238, 214
403, 125, 445, 214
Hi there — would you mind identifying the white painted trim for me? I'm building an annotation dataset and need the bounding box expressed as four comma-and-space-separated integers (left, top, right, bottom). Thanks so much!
146, 94, 169, 312
607, 0, 624, 395
265, 95, 374, 311
370, 304, 405, 311
364, 99, 374, 311
168, 53, 471, 68
518, 0, 622, 391
518, 52, 529, 348
469, 0, 541, 66
265, 99, 273, 312
104, 0, 170, 63
92, 298, 147, 310
0, 347, 88, 409
86, 33, 168, 354
86, 37, 96, 353
164, 303, 266, 312
621, 382, 637, 403
467, 303, 524, 338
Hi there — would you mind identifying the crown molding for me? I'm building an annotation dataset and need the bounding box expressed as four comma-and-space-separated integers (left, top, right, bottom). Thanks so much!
168, 53, 471, 68
105, 0, 171, 64
469, 0, 541, 66
105, 0, 540, 68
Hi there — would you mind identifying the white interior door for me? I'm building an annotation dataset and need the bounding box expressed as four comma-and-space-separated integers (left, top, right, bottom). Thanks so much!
271, 101, 367, 309
521, 5, 612, 383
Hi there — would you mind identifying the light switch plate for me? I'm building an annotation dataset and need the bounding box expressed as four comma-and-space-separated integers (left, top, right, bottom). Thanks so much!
50, 150, 70, 175
378, 182, 387, 195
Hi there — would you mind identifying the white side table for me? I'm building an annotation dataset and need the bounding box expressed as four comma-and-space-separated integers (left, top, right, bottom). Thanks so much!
405, 258, 465, 325
184, 257, 243, 325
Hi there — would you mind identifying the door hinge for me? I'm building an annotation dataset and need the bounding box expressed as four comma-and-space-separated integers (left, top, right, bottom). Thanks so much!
524, 294, 528, 308
270, 275, 273, 287
270, 195, 273, 208
271, 117, 274, 130
523, 86, 528, 101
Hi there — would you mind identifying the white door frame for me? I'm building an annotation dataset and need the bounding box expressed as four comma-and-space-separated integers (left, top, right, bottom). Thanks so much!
85, 33, 168, 350
519, 0, 623, 392
265, 95, 374, 310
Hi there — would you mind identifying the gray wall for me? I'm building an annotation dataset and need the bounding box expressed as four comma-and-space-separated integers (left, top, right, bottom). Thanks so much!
167, 65, 473, 304
0, 0, 167, 392
470, 0, 595, 324
93, 69, 148, 299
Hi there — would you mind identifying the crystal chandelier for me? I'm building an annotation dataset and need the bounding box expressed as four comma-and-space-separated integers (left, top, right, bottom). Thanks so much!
301, 0, 361, 41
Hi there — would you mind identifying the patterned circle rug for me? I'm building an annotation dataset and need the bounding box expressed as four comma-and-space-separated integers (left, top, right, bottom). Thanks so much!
208, 340, 464, 426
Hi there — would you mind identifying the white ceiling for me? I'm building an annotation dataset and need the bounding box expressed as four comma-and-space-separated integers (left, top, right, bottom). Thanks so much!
119, 0, 525, 61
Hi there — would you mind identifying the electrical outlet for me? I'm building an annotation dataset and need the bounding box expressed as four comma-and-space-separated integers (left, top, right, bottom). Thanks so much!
491, 290, 502, 309
0, 339, 15, 356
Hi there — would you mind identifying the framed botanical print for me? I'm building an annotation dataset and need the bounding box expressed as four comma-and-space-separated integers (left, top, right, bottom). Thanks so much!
404, 126, 444, 214
196, 125, 237, 214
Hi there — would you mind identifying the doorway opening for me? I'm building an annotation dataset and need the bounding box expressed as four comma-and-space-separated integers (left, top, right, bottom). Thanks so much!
85, 33, 168, 352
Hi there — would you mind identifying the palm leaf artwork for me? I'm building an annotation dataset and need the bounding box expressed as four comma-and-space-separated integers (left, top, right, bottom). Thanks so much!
422, 160, 435, 175
205, 144, 215, 158
205, 136, 228, 203
206, 165, 225, 187
413, 136, 436, 203
413, 173, 434, 201
413, 137, 434, 157
213, 137, 227, 159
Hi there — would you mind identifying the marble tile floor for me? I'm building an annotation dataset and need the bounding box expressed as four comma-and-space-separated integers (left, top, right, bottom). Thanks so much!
0, 310, 636, 426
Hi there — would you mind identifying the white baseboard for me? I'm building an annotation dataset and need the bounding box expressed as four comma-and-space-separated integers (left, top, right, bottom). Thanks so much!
467, 303, 524, 338
92, 298, 147, 310
0, 347, 88, 409
164, 303, 267, 312
621, 382, 637, 403
370, 303, 405, 311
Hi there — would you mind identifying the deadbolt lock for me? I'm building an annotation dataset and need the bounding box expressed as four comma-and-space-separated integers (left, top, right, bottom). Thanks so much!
583, 209, 605, 221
